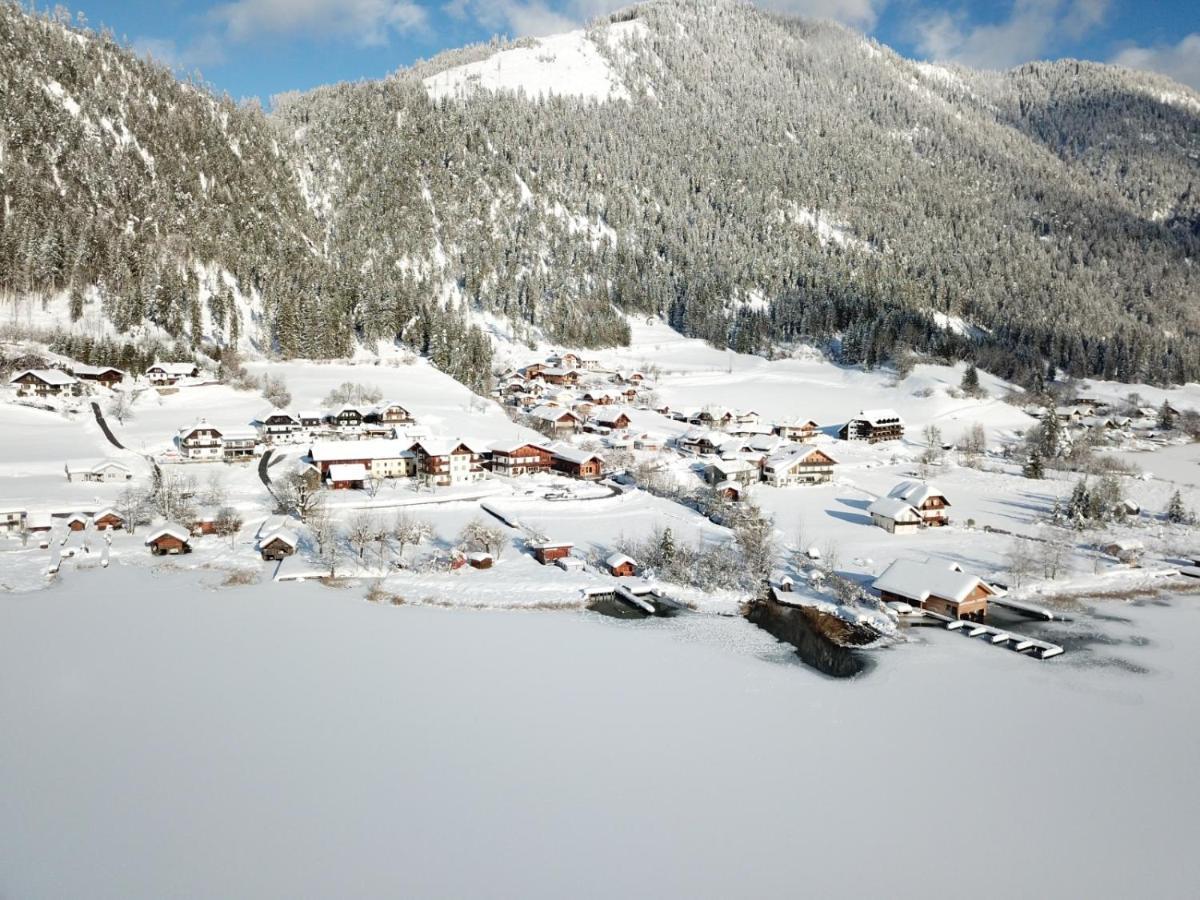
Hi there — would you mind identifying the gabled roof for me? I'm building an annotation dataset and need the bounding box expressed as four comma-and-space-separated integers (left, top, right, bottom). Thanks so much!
411, 438, 479, 457
327, 463, 368, 482
145, 523, 190, 544
605, 552, 636, 569
309, 438, 412, 462
72, 364, 126, 378
178, 421, 222, 440
549, 444, 604, 465
766, 446, 837, 469
259, 528, 299, 550
867, 497, 922, 521
709, 458, 758, 475
489, 440, 550, 455
10, 368, 78, 386
873, 558, 992, 605
888, 480, 949, 508
528, 404, 579, 423
148, 362, 197, 375
93, 506, 121, 521
851, 408, 904, 426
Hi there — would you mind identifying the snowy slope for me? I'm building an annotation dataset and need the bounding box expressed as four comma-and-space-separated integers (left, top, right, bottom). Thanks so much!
423, 21, 647, 103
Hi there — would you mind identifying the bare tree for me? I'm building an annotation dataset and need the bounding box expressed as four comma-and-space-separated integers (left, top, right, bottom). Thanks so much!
149, 469, 196, 523
105, 389, 137, 425
347, 512, 376, 561
1007, 538, 1034, 587
391, 513, 434, 568
959, 422, 986, 467
312, 513, 341, 577
213, 506, 244, 546
274, 468, 325, 522
262, 374, 291, 409
459, 517, 509, 558
115, 484, 151, 536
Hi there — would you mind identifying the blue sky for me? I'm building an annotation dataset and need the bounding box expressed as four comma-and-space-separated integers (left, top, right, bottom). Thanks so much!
51, 0, 1200, 102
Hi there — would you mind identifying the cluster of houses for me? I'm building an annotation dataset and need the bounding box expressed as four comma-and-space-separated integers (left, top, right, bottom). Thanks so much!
7, 361, 203, 399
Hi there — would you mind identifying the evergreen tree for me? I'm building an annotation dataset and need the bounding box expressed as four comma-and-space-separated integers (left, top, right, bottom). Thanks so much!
1157, 400, 1176, 431
960, 364, 983, 397
1023, 448, 1044, 480
1166, 490, 1190, 525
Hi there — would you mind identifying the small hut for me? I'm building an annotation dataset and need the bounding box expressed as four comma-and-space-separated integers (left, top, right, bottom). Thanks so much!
467, 551, 494, 570
145, 524, 192, 556
605, 553, 638, 577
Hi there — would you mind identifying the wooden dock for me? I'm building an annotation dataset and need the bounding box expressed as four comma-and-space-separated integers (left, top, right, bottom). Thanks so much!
944, 619, 1063, 659
988, 596, 1069, 622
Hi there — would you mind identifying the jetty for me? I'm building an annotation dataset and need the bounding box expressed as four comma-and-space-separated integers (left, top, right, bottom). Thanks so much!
944, 618, 1064, 659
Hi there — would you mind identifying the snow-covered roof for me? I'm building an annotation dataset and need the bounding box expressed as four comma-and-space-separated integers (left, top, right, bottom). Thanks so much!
549, 444, 603, 465
222, 429, 258, 442
489, 440, 548, 454
867, 497, 922, 521
528, 404, 578, 423
149, 362, 197, 375
10, 368, 78, 386
466, 551, 493, 563
593, 407, 631, 424
872, 559, 989, 605
178, 420, 221, 439
765, 446, 835, 469
145, 523, 190, 544
65, 458, 132, 475
888, 481, 949, 507
606, 552, 635, 569
93, 506, 120, 520
72, 364, 126, 377
327, 463, 368, 482
709, 458, 757, 475
259, 528, 299, 549
309, 439, 412, 463
852, 409, 904, 425
529, 540, 573, 550
412, 438, 478, 457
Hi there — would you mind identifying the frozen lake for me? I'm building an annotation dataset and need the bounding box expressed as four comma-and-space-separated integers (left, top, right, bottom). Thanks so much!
2, 570, 1199, 899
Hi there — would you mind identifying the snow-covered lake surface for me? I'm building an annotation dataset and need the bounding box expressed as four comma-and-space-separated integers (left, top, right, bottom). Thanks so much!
2, 568, 1198, 899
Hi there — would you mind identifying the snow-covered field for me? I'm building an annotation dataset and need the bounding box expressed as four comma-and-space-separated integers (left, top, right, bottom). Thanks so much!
5, 317, 1200, 896
2, 568, 1198, 899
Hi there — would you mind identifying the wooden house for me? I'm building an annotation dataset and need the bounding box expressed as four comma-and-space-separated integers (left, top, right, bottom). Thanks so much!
528, 404, 582, 434
705, 458, 759, 487
539, 367, 580, 386
72, 364, 127, 388
838, 409, 905, 443
530, 540, 574, 565
259, 529, 299, 561
92, 508, 125, 531
327, 463, 368, 490
774, 419, 820, 442
190, 509, 220, 535
65, 513, 89, 532
410, 439, 484, 487
146, 524, 192, 555
371, 402, 415, 425
715, 480, 743, 502
867, 497, 923, 534
549, 445, 605, 480
145, 362, 198, 385
178, 421, 224, 460
258, 411, 301, 441
761, 447, 837, 486
873, 559, 994, 621
593, 408, 632, 430
488, 442, 553, 477
467, 551, 494, 569
9, 369, 81, 397
887, 481, 951, 526
331, 405, 366, 432
309, 438, 415, 479
1101, 539, 1143, 565
605, 553, 637, 577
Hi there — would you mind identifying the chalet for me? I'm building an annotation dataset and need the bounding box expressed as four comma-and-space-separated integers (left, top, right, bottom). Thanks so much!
145, 524, 192, 555
467, 551, 494, 570
488, 442, 553, 477
258, 411, 301, 441
64, 459, 133, 483
592, 408, 632, 430
1101, 539, 1143, 565
888, 481, 951, 526
145, 362, 199, 385
679, 429, 730, 456
327, 463, 368, 490
297, 411, 326, 432
9, 369, 81, 397
605, 553, 637, 577
371, 402, 414, 426
549, 352, 581, 370
331, 405, 366, 432
308, 439, 416, 478
694, 406, 734, 430
0, 508, 28, 534
839, 410, 905, 443
72, 364, 126, 388
92, 508, 125, 531
873, 559, 994, 621
190, 508, 220, 536
715, 480, 744, 502
539, 367, 580, 387
617, 370, 645, 384
178, 421, 224, 460
761, 447, 837, 486
259, 529, 299, 561
774, 419, 820, 442
530, 540, 573, 565
549, 445, 605, 481
583, 390, 618, 405
222, 430, 259, 461
65, 513, 88, 532
521, 363, 547, 381
705, 458, 759, 487
528, 405, 582, 434
410, 439, 484, 487
867, 497, 923, 534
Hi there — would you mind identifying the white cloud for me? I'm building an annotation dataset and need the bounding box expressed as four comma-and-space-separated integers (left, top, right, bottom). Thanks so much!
210, 0, 428, 46
911, 0, 1108, 71
133, 33, 227, 70
1110, 33, 1200, 91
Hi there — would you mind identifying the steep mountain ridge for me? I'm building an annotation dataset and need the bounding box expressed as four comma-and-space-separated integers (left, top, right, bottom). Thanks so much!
3, 0, 1199, 388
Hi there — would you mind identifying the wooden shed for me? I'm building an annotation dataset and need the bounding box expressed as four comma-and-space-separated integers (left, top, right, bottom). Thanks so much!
605, 553, 638, 577
467, 552, 494, 569
145, 524, 192, 556
530, 540, 574, 565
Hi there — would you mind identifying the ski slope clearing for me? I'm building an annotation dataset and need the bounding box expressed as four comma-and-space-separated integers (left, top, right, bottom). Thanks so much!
423, 24, 640, 103
2, 569, 1198, 899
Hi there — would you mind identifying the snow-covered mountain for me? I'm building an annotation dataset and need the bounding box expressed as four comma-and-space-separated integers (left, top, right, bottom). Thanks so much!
3, 0, 1200, 389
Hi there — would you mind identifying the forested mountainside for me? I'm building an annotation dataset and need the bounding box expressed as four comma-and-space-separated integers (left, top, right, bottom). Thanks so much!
4, 0, 1200, 389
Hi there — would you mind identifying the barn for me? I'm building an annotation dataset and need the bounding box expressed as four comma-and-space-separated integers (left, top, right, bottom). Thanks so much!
145, 524, 192, 555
